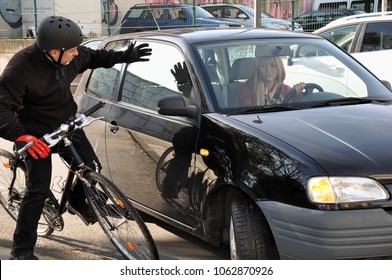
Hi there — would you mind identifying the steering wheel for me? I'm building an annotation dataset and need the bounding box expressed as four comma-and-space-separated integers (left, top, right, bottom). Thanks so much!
282, 83, 324, 103
303, 83, 324, 95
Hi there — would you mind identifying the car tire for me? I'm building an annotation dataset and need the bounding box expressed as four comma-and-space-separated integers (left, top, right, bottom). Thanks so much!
229, 196, 279, 259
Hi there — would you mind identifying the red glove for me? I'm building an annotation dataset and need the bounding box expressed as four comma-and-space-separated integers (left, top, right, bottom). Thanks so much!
16, 135, 50, 160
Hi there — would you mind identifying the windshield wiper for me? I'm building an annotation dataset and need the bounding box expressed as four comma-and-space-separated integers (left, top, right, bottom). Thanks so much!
310, 97, 376, 108
228, 104, 303, 115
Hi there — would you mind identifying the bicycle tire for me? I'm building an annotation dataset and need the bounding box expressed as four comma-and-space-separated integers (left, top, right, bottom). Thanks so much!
0, 149, 54, 237
155, 147, 175, 192
82, 171, 159, 260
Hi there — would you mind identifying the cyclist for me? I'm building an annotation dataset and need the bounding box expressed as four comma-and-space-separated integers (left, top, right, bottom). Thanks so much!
0, 16, 151, 260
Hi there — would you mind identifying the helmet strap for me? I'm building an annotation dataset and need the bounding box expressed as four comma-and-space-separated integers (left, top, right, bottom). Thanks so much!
45, 49, 64, 66
45, 50, 65, 80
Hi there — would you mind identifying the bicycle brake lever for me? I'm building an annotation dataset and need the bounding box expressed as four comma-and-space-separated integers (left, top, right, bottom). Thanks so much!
74, 116, 105, 130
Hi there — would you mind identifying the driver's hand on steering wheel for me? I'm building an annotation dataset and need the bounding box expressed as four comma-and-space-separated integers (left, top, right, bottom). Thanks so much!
293, 82, 305, 94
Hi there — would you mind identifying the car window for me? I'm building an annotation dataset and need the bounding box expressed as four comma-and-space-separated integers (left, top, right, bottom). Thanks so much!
319, 24, 359, 52
82, 39, 103, 50
84, 40, 129, 100
85, 65, 121, 101
195, 38, 389, 111
168, 7, 185, 20
225, 7, 243, 19
126, 8, 143, 19
360, 22, 392, 52
121, 41, 193, 110
205, 6, 222, 17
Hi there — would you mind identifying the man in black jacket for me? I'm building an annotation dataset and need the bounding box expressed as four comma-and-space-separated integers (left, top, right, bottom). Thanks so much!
0, 16, 151, 260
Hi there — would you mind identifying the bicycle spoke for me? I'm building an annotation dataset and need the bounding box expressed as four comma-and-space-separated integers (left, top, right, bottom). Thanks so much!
83, 171, 159, 260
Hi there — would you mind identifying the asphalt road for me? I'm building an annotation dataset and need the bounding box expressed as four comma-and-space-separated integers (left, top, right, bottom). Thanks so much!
0, 138, 229, 260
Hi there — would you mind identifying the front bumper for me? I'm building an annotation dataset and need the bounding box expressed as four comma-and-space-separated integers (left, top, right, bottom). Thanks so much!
258, 201, 392, 259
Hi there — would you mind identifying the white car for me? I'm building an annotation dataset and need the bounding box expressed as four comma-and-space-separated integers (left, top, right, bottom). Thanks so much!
313, 12, 392, 87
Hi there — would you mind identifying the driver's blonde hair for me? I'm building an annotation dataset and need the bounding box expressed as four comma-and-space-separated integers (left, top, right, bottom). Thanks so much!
246, 56, 286, 105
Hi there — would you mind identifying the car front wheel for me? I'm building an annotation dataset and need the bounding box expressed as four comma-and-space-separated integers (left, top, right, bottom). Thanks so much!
229, 196, 279, 259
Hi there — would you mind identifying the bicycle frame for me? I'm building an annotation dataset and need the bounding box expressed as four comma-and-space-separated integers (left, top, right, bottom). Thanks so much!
1, 100, 159, 259
8, 101, 105, 222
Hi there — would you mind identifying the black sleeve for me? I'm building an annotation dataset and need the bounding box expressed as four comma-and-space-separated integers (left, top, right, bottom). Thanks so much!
77, 45, 125, 73
0, 66, 27, 141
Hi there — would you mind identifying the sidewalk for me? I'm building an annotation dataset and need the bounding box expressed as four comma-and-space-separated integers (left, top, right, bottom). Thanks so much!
0, 245, 59, 260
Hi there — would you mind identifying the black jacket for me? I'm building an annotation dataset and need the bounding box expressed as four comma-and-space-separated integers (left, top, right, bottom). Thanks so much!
0, 43, 122, 141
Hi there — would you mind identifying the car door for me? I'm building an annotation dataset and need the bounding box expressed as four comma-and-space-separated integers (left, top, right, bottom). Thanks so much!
102, 39, 202, 228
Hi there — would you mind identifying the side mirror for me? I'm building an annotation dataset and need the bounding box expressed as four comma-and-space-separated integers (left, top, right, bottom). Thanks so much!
237, 13, 247, 19
157, 95, 197, 119
382, 80, 392, 91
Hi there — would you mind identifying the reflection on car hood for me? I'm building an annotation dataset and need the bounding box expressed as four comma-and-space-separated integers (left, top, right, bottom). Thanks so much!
231, 103, 392, 175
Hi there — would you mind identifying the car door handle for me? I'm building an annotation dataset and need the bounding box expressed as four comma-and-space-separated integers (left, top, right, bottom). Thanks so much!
109, 121, 119, 134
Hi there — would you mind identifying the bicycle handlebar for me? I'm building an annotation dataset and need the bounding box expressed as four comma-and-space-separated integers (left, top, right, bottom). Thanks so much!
43, 101, 106, 148
14, 102, 106, 155
81, 101, 106, 117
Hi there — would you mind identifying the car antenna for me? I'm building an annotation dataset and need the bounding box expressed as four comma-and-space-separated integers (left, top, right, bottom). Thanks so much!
111, 19, 127, 36
147, 4, 161, 30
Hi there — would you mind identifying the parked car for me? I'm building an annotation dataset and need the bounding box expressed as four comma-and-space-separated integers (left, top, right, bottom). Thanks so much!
75, 27, 392, 260
295, 8, 365, 32
313, 11, 392, 87
118, 3, 241, 34
200, 3, 303, 31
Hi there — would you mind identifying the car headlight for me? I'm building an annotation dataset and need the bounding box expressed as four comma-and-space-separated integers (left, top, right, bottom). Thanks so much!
307, 177, 390, 204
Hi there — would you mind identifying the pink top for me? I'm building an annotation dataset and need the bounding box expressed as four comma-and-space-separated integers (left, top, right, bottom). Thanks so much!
239, 83, 294, 106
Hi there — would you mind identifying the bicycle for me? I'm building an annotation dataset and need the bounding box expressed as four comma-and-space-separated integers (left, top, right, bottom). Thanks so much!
0, 101, 159, 260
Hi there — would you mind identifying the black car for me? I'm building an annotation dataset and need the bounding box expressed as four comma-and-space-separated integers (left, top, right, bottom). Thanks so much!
75, 28, 392, 260
119, 3, 241, 34
295, 8, 366, 32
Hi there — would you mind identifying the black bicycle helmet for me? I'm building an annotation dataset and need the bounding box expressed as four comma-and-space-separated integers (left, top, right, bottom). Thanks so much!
36, 16, 83, 52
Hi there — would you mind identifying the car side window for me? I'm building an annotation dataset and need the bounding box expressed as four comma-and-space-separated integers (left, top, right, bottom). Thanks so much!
120, 41, 193, 110
85, 64, 121, 101
225, 7, 241, 19
208, 6, 222, 18
84, 40, 130, 100
168, 8, 185, 20
320, 25, 358, 52
361, 22, 392, 52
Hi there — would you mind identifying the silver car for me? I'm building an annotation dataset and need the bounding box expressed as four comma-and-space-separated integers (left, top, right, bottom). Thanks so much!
201, 3, 303, 31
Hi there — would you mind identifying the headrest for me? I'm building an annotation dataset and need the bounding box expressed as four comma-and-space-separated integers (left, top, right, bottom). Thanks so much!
230, 57, 256, 82
255, 45, 292, 57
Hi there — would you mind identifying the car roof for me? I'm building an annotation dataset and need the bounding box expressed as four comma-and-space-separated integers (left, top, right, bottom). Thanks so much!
200, 3, 247, 7
315, 11, 392, 32
131, 3, 195, 8
104, 27, 320, 45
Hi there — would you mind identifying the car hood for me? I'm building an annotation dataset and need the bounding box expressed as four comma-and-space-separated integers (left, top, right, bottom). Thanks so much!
261, 18, 302, 29
231, 103, 392, 175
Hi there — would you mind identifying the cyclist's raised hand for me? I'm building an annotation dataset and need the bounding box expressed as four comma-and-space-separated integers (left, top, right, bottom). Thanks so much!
122, 42, 152, 63
16, 135, 50, 160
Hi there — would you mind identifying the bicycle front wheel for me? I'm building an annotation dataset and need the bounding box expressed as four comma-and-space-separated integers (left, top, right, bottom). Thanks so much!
82, 171, 159, 260
0, 149, 53, 237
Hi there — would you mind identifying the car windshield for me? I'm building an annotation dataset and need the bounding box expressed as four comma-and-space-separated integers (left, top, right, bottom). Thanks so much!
195, 37, 392, 114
